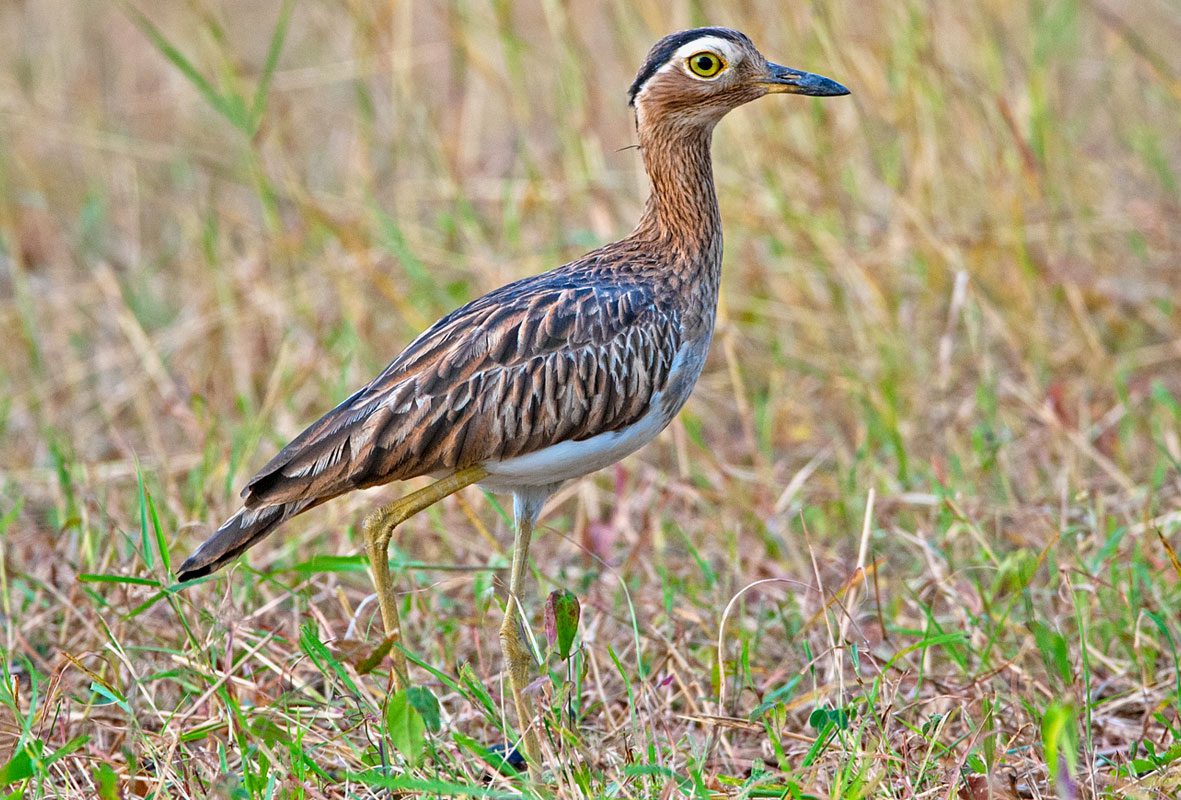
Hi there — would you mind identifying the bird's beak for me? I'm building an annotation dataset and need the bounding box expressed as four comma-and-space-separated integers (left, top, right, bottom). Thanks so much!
761, 62, 850, 96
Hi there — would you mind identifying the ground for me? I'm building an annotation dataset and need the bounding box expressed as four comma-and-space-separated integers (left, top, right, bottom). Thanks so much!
1, 1, 1180, 797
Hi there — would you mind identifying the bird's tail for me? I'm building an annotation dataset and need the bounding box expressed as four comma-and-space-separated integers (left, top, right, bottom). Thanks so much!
176, 501, 311, 581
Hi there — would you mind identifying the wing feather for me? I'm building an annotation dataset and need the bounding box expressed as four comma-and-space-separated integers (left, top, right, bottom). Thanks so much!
241, 271, 681, 509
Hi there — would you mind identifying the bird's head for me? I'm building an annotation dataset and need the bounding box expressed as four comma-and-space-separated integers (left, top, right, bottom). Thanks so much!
627, 28, 849, 132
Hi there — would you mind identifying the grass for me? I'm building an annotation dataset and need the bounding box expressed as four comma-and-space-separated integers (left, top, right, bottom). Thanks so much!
1, 0, 1180, 796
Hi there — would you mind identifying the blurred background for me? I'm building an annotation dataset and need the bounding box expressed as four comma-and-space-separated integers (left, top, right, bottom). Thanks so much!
1, 0, 1180, 795
3, 0, 1178, 503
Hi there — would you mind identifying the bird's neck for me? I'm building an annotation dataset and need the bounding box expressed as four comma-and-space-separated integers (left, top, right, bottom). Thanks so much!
629, 122, 723, 339
634, 123, 723, 261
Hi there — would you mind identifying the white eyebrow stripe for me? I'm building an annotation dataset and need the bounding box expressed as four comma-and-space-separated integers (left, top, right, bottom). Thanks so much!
632, 34, 745, 106
670, 36, 743, 65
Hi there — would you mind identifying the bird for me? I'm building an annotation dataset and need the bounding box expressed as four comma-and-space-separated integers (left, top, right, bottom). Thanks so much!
177, 27, 848, 776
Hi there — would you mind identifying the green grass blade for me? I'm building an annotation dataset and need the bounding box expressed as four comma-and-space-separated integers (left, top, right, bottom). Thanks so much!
135, 462, 152, 571
250, 0, 297, 131
77, 574, 159, 587
120, 2, 250, 133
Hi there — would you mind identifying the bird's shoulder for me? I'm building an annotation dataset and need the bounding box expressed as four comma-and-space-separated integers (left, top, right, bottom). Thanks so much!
377, 254, 676, 395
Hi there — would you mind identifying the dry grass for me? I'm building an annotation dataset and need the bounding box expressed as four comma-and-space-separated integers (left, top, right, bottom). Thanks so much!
1, 0, 1180, 797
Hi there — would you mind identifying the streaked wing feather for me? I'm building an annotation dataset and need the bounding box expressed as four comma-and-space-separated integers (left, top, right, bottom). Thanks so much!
241, 270, 680, 508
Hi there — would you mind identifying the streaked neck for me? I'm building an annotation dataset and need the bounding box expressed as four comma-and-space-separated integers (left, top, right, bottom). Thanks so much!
633, 123, 722, 255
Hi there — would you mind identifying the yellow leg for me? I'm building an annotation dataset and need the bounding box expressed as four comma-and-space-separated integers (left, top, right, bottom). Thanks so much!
499, 505, 544, 781
363, 466, 488, 689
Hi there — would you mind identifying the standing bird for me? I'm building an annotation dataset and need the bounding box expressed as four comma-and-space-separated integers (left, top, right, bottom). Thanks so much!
178, 27, 847, 774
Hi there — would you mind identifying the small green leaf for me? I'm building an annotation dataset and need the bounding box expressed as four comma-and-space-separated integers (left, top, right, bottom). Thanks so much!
385, 689, 427, 766
0, 741, 42, 786
406, 686, 441, 733
807, 705, 851, 733
90, 681, 131, 714
921, 713, 943, 735
94, 763, 119, 800
544, 589, 580, 660
1042, 701, 1078, 785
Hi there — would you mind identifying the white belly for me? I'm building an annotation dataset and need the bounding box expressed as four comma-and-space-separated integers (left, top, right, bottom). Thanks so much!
480, 396, 668, 490
479, 336, 709, 492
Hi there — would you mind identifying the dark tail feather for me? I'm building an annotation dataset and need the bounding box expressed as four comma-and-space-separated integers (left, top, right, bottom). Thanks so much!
177, 502, 304, 581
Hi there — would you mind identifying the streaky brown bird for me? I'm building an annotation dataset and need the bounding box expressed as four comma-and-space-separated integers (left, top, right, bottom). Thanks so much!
178, 27, 848, 776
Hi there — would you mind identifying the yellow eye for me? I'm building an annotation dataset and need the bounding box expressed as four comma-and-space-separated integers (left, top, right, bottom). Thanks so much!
687, 51, 725, 78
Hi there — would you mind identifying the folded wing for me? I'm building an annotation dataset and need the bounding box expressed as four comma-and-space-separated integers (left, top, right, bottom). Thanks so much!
177, 270, 681, 580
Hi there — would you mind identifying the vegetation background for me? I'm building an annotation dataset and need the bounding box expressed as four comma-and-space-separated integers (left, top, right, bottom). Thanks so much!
1, 0, 1179, 796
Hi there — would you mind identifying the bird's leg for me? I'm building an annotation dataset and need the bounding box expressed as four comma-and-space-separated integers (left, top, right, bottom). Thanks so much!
499, 502, 544, 780
363, 465, 488, 689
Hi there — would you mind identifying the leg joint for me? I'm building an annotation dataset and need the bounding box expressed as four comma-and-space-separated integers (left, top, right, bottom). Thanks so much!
363, 507, 402, 550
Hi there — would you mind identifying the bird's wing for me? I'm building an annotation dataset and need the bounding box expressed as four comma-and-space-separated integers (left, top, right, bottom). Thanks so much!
240, 272, 681, 508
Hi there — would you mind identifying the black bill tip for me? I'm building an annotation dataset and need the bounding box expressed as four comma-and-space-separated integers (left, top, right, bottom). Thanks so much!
765, 63, 850, 97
